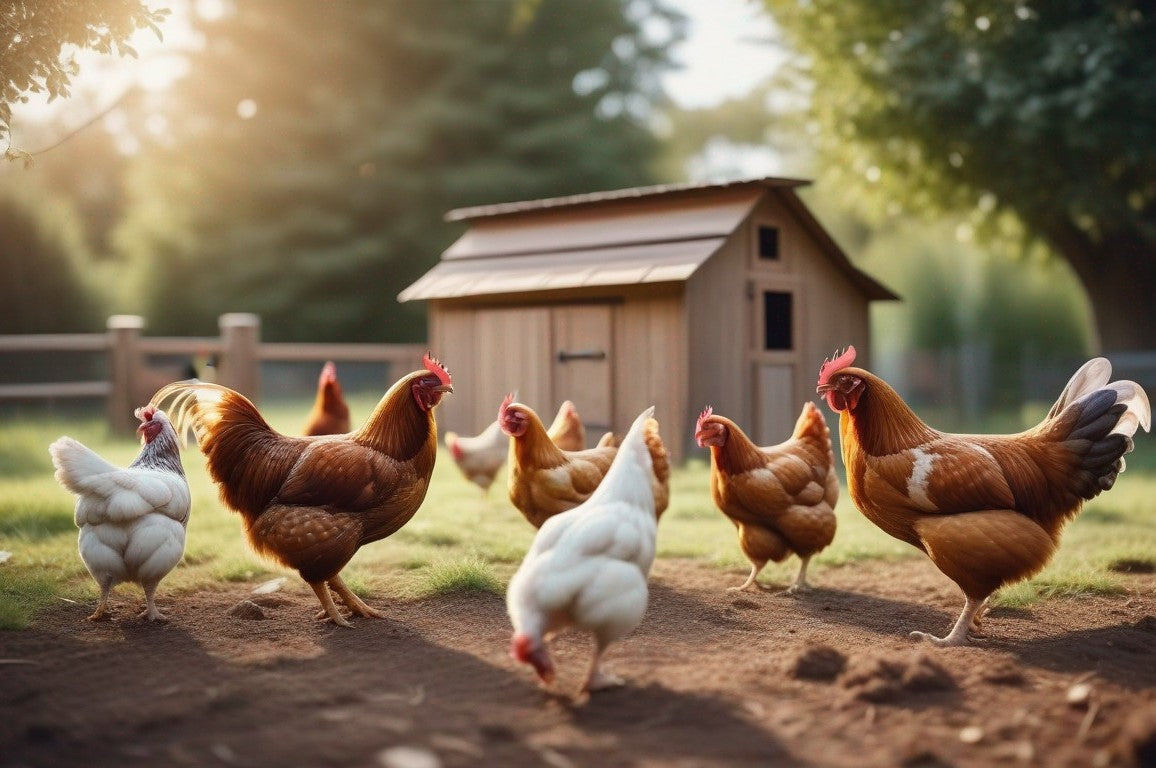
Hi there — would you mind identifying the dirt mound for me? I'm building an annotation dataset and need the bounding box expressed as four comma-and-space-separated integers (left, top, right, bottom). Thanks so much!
788, 643, 846, 681
838, 652, 955, 703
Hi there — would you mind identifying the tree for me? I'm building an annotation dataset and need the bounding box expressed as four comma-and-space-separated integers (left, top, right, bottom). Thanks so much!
0, 184, 103, 333
0, 0, 168, 155
114, 0, 684, 342
763, 0, 1156, 351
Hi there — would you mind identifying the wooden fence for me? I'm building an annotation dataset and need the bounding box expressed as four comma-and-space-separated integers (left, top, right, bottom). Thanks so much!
0, 313, 426, 433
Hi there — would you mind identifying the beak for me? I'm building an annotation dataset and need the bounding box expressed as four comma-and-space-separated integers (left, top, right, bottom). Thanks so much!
434, 384, 454, 395
815, 383, 831, 396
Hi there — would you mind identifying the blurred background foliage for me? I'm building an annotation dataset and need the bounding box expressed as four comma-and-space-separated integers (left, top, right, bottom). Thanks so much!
0, 0, 1152, 417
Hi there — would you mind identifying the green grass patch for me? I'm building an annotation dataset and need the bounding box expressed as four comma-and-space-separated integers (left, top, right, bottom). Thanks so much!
994, 570, 1127, 608
405, 555, 503, 598
0, 566, 61, 630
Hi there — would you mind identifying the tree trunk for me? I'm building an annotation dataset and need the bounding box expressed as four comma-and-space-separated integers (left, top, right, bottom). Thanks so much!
1040, 220, 1156, 354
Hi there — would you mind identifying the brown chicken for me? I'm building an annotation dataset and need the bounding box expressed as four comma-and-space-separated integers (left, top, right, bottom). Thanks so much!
151, 354, 453, 626
695, 403, 838, 593
816, 346, 1150, 646
445, 399, 588, 494
302, 361, 351, 436
499, 393, 670, 528
545, 400, 587, 452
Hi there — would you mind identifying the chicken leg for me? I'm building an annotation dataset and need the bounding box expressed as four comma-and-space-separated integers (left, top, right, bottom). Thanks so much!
87, 580, 113, 621
582, 640, 625, 693
910, 595, 986, 647
138, 580, 168, 622
785, 555, 813, 594
728, 562, 771, 592
328, 574, 386, 619
310, 581, 354, 628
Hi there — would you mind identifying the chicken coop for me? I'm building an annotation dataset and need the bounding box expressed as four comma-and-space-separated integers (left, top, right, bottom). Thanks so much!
399, 177, 897, 462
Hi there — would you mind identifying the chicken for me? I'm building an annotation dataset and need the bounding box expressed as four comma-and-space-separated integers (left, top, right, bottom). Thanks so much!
302, 361, 351, 436
151, 354, 453, 627
545, 400, 586, 452
445, 399, 588, 494
500, 393, 670, 528
507, 406, 659, 694
816, 346, 1150, 646
694, 402, 838, 593
49, 406, 190, 622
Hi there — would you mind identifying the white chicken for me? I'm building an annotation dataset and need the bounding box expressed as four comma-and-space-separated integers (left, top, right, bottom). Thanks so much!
506, 405, 658, 695
49, 406, 190, 622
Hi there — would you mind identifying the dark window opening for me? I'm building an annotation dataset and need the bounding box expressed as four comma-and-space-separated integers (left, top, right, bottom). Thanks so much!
763, 291, 792, 350
758, 226, 780, 260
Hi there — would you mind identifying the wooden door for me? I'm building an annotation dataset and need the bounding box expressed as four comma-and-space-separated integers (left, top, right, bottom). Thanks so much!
473, 307, 551, 428
551, 304, 614, 444
755, 363, 795, 445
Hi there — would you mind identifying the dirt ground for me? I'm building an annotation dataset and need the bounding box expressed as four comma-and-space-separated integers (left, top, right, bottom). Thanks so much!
2, 558, 1154, 768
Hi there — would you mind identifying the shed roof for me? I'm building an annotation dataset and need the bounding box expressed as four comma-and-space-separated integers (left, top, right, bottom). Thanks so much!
399, 177, 897, 302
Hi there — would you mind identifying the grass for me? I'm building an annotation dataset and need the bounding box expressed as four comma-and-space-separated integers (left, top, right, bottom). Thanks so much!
1, 397, 1153, 629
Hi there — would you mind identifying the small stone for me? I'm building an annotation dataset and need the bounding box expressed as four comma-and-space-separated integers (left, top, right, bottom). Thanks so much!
227, 600, 267, 620
959, 726, 984, 744
377, 745, 442, 768
0, 551, 11, 564
1066, 682, 1093, 708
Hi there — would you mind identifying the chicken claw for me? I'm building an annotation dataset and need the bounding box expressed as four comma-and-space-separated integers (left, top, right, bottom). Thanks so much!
910, 595, 985, 647
310, 582, 355, 627
87, 589, 113, 621
329, 574, 386, 619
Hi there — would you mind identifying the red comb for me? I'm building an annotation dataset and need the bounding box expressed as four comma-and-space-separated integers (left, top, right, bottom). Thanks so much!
320, 361, 337, 384
695, 405, 713, 433
818, 346, 857, 387
423, 352, 451, 386
134, 405, 157, 422
499, 392, 515, 419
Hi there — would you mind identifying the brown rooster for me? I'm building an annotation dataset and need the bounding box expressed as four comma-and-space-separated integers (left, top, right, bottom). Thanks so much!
152, 354, 453, 627
302, 361, 351, 436
695, 403, 838, 593
500, 393, 670, 528
817, 346, 1150, 646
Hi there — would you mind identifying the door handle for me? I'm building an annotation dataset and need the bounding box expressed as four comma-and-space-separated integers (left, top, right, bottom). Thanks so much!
557, 349, 607, 363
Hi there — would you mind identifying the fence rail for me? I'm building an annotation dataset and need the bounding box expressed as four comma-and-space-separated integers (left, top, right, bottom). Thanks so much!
0, 314, 425, 433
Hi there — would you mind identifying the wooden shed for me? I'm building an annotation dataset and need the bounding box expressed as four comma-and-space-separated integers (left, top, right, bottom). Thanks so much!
399, 177, 897, 462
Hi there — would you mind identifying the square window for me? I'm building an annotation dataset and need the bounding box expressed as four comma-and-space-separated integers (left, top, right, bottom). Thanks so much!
758, 226, 780, 260
763, 291, 792, 350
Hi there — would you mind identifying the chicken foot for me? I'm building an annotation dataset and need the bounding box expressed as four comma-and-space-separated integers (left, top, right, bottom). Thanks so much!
327, 574, 386, 619
310, 575, 385, 627
137, 580, 168, 622
310, 581, 354, 627
582, 641, 625, 694
785, 555, 813, 594
87, 582, 114, 621
910, 595, 986, 647
728, 562, 772, 593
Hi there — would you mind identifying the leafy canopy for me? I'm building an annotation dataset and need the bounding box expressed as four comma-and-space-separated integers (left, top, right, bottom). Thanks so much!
764, 0, 1156, 350
0, 0, 169, 153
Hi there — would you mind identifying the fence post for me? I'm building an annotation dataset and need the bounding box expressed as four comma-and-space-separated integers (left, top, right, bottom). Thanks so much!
107, 314, 144, 435
218, 313, 261, 401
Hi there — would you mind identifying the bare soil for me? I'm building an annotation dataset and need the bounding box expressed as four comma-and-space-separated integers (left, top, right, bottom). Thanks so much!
2, 559, 1155, 768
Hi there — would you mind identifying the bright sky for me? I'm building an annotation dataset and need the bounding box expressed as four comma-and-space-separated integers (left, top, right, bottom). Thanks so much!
662, 0, 782, 109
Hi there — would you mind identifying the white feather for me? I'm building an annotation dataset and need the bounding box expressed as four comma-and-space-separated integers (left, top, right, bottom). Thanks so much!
49, 427, 190, 614
506, 407, 658, 649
